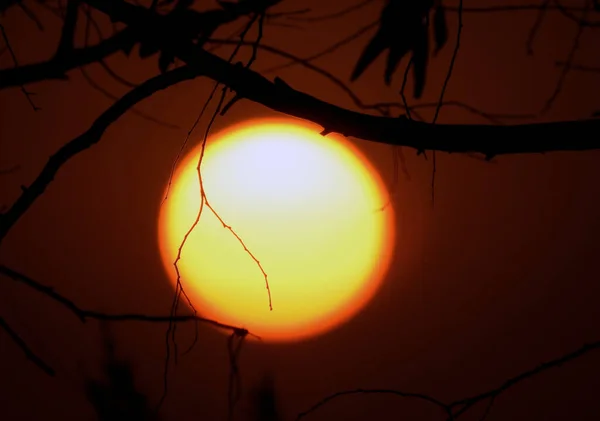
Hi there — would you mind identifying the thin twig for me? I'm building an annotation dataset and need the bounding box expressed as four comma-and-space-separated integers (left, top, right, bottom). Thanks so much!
0, 23, 40, 110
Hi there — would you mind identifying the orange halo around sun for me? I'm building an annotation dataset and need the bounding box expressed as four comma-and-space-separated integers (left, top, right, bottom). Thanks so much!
158, 118, 395, 342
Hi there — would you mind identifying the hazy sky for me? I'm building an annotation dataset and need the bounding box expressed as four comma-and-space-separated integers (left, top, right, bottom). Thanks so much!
1, 1, 600, 420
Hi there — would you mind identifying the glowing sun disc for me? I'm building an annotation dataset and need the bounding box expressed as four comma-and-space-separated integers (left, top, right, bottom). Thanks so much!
158, 118, 394, 342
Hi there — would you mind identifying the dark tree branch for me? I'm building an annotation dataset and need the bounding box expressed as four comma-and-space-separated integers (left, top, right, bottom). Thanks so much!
296, 388, 452, 421
159, 14, 270, 411
447, 4, 591, 13
77, 6, 180, 129
77, 65, 181, 129
0, 64, 201, 245
556, 61, 600, 72
449, 339, 600, 418
297, 338, 600, 421
210, 36, 531, 125
259, 20, 379, 74
0, 22, 40, 110
553, 0, 600, 27
0, 264, 253, 334
0, 264, 256, 376
0, 27, 135, 87
15, 0, 44, 30
0, 315, 55, 376
55, 0, 80, 57
541, 0, 590, 114
288, 0, 374, 22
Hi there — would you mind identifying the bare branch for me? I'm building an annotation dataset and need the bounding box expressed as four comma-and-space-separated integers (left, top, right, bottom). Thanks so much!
287, 0, 375, 22
55, 0, 80, 57
553, 0, 600, 27
432, 0, 463, 124
0, 65, 201, 245
0, 262, 256, 378
297, 338, 600, 421
556, 61, 600, 72
259, 20, 378, 74
449, 339, 600, 418
77, 6, 180, 129
0, 28, 136, 88
0, 265, 255, 335
15, 1, 44, 30
207, 39, 535, 125
0, 315, 55, 376
541, 0, 591, 114
430, 0, 464, 201
447, 4, 591, 13
78, 65, 181, 129
0, 22, 40, 110
296, 388, 451, 421
525, 0, 550, 55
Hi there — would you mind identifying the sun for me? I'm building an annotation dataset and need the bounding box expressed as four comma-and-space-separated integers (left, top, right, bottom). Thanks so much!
158, 118, 394, 342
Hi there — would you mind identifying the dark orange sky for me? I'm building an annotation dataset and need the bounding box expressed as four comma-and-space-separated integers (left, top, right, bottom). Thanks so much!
1, 1, 600, 420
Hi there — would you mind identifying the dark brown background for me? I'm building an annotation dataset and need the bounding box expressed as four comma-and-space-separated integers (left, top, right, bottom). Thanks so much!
1, 1, 600, 420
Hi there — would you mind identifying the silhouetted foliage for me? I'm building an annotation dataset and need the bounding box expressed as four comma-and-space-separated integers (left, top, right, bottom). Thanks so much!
351, 0, 443, 98
84, 323, 159, 421
125, 0, 273, 73
249, 373, 283, 421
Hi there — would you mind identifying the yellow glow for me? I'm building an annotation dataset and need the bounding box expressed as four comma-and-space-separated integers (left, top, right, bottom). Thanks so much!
158, 118, 394, 342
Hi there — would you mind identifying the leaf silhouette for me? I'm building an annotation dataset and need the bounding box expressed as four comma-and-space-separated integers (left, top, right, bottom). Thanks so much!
129, 0, 282, 72
352, 30, 395, 83
84, 323, 158, 421
433, 5, 448, 55
249, 373, 283, 421
412, 20, 429, 98
129, 1, 242, 73
350, 0, 438, 99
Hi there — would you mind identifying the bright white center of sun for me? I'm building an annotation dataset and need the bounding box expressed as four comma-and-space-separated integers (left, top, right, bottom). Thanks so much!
158, 120, 394, 342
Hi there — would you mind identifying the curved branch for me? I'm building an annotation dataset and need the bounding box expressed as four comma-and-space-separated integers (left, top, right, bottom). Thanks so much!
0, 264, 248, 332
296, 388, 451, 421
0, 65, 201, 245
208, 38, 531, 124
0, 28, 135, 88
296, 339, 600, 421
0, 315, 55, 376
0, 264, 255, 375
178, 47, 600, 158
288, 0, 375, 22
449, 339, 600, 418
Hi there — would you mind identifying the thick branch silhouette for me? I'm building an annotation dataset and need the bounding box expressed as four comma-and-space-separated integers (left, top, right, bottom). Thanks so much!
1, 0, 599, 159
80, 0, 596, 158
0, 27, 136, 87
